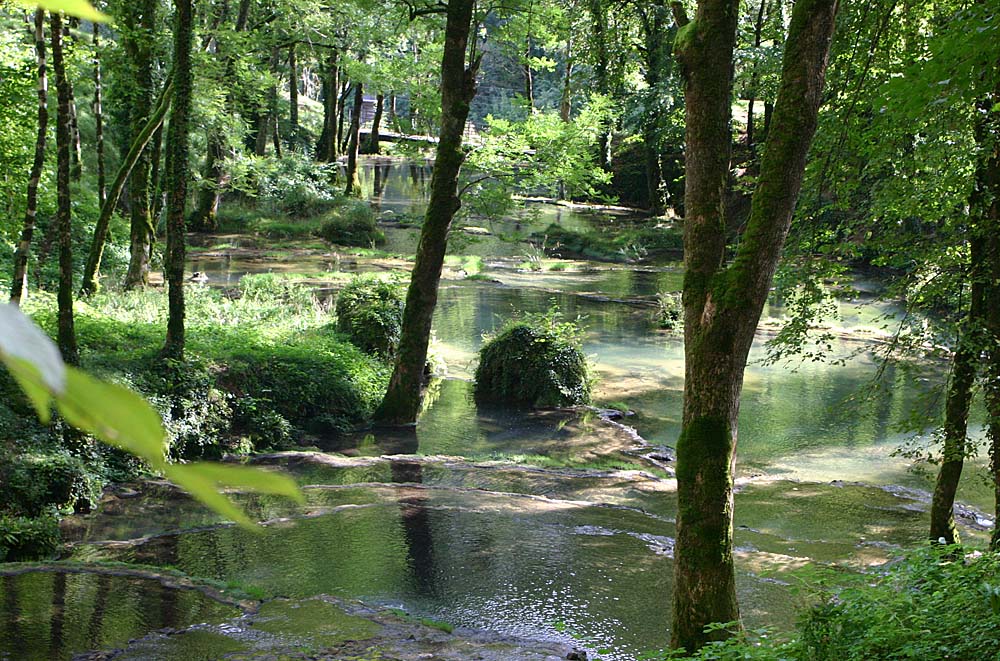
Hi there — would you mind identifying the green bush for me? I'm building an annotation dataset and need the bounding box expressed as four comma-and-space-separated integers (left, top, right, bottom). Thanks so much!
0, 514, 60, 562
319, 202, 385, 247
232, 152, 341, 217
335, 276, 405, 358
646, 546, 1000, 661
797, 546, 1000, 660
656, 291, 683, 331
1, 452, 103, 516
474, 310, 591, 408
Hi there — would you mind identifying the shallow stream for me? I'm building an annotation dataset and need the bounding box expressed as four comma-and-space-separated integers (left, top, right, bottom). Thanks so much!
3, 158, 994, 660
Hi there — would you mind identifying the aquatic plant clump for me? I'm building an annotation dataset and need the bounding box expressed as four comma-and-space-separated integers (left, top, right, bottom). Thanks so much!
336, 276, 405, 358
319, 201, 386, 247
474, 313, 591, 408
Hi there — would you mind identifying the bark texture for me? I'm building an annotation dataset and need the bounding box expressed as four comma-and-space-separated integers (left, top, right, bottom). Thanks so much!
929, 243, 984, 544
316, 49, 340, 161
364, 92, 385, 154
123, 0, 158, 290
162, 0, 195, 361
52, 12, 78, 366
344, 82, 364, 197
376, 0, 479, 424
670, 0, 838, 651
10, 9, 47, 306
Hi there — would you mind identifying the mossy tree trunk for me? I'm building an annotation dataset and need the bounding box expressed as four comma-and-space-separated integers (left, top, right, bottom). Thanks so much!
81, 78, 173, 296
162, 0, 194, 361
123, 0, 158, 290
638, 0, 672, 214
589, 0, 611, 170
670, 0, 838, 651
344, 82, 364, 197
929, 260, 984, 544
10, 9, 47, 307
376, 0, 480, 424
51, 11, 78, 366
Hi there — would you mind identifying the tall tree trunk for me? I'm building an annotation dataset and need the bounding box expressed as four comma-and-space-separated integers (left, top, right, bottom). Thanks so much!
316, 49, 340, 161
268, 46, 281, 158
10, 9, 47, 306
288, 42, 298, 139
93, 20, 106, 207
560, 32, 574, 123
344, 82, 364, 197
523, 38, 534, 110
162, 0, 194, 361
364, 92, 384, 154
388, 91, 397, 130
929, 264, 984, 544
52, 11, 78, 366
124, 0, 159, 290
337, 81, 349, 153
977, 72, 1000, 551
148, 122, 164, 220
669, 0, 838, 651
376, 0, 480, 424
82, 79, 173, 296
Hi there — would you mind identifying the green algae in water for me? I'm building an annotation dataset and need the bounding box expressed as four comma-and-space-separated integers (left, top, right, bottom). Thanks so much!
253, 598, 381, 646
113, 629, 249, 661
0, 570, 241, 661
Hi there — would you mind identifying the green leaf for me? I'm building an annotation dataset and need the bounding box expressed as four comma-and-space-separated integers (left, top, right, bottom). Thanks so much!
177, 462, 305, 503
3, 356, 53, 423
163, 464, 253, 529
15, 0, 111, 22
0, 303, 66, 394
56, 367, 167, 469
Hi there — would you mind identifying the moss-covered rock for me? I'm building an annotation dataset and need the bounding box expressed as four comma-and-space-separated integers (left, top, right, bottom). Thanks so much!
335, 276, 405, 359
474, 318, 591, 408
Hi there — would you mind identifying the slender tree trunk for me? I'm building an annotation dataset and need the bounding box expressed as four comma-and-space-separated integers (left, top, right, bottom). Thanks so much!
149, 122, 165, 221
376, 0, 480, 424
81, 79, 174, 296
364, 92, 384, 154
560, 33, 573, 122
316, 49, 340, 161
268, 46, 281, 158
337, 81, 349, 153
670, 0, 838, 651
523, 38, 534, 111
10, 9, 47, 306
388, 91, 397, 130
52, 11, 78, 366
344, 82, 364, 197
929, 266, 983, 544
288, 42, 298, 139
124, 0, 159, 290
162, 0, 194, 361
93, 21, 106, 207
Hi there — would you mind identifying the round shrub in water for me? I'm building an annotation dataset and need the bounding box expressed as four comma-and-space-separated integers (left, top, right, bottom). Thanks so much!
474, 312, 591, 408
336, 276, 405, 359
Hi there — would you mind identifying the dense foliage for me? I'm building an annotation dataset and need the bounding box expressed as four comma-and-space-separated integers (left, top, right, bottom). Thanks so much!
475, 309, 591, 408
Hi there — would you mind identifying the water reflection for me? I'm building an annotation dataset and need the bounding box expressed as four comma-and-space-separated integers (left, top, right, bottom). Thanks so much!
0, 571, 239, 661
